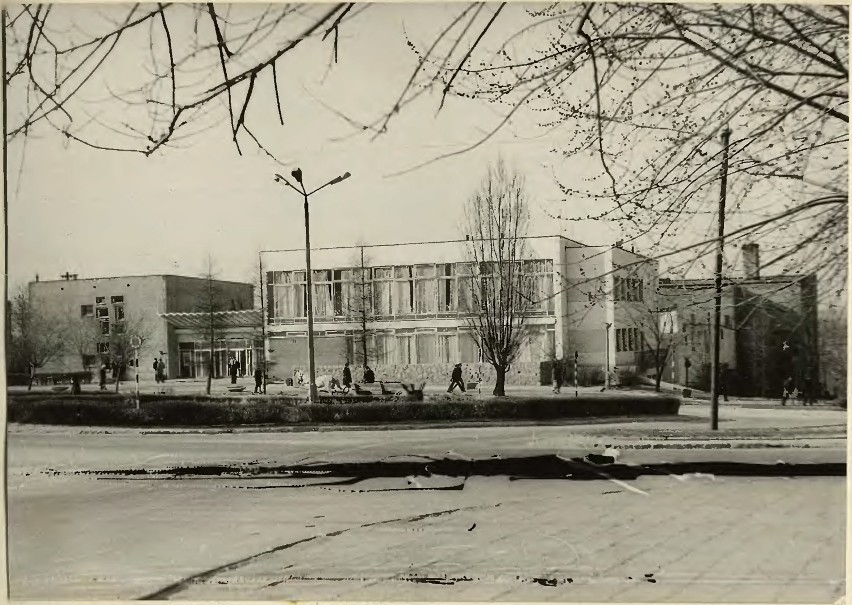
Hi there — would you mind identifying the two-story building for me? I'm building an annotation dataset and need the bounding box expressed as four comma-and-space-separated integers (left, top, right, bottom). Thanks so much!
261, 236, 659, 386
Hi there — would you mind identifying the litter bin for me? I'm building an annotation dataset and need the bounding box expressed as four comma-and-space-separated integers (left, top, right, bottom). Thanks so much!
286, 378, 293, 386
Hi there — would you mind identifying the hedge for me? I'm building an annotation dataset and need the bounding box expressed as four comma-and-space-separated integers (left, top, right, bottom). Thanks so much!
6, 392, 681, 428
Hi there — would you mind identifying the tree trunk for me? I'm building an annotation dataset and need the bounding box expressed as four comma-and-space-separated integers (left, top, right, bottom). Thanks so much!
655, 370, 662, 392
114, 368, 121, 392
493, 365, 506, 396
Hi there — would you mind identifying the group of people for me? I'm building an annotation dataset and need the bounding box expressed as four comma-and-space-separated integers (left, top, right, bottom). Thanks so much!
781, 375, 818, 406
152, 357, 166, 383
304, 362, 377, 394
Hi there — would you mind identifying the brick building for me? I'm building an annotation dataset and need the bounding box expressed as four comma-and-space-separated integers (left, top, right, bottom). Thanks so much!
29, 274, 254, 379
261, 236, 659, 386
658, 244, 820, 396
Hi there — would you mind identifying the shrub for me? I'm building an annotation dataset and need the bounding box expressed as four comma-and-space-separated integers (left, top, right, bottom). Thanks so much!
7, 392, 680, 427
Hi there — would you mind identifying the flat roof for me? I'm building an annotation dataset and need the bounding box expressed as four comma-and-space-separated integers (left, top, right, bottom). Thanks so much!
160, 309, 262, 329
31, 274, 252, 287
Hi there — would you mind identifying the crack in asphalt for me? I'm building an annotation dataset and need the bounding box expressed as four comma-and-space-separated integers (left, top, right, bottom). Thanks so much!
138, 502, 501, 600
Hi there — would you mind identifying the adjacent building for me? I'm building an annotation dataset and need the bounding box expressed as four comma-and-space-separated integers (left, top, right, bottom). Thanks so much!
261, 236, 659, 385
658, 244, 819, 396
29, 274, 254, 379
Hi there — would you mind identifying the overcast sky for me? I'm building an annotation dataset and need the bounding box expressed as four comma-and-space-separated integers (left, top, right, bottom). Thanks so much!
5, 2, 828, 294
6, 3, 615, 292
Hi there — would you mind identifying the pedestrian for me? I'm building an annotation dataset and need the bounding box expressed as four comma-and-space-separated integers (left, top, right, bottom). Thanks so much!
253, 366, 264, 394
803, 374, 816, 406
719, 366, 729, 402
297, 369, 304, 386
99, 363, 107, 391
229, 357, 240, 384
363, 365, 375, 384
552, 358, 563, 394
157, 357, 166, 383
152, 358, 160, 383
781, 376, 794, 406
343, 360, 352, 390
447, 363, 466, 394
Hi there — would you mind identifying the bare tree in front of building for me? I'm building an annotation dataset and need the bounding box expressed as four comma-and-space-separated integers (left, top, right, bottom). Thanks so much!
108, 313, 151, 393
63, 314, 101, 372
197, 258, 230, 396
461, 160, 535, 397
7, 288, 65, 390
631, 302, 674, 393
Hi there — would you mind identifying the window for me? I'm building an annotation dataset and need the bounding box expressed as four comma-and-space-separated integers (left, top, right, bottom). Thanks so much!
96, 307, 109, 318
100, 319, 110, 335
110, 296, 124, 304
97, 342, 110, 354
393, 266, 414, 314
437, 332, 458, 363
416, 332, 437, 363
614, 277, 644, 302
459, 332, 481, 363
80, 304, 94, 318
438, 264, 455, 311
114, 305, 125, 321
616, 327, 642, 352
96, 296, 106, 305
414, 265, 437, 313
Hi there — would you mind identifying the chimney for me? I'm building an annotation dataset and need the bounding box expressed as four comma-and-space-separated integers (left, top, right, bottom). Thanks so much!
742, 243, 760, 279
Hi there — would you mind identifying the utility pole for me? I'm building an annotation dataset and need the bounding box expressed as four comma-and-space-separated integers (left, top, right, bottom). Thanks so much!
710, 127, 732, 430
604, 322, 612, 390
258, 252, 267, 395
359, 246, 369, 370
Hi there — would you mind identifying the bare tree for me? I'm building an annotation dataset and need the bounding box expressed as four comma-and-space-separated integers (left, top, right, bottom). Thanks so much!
632, 303, 674, 393
397, 3, 847, 293
196, 257, 230, 395
63, 314, 101, 371
343, 244, 373, 375
461, 160, 535, 396
7, 288, 65, 389
107, 313, 151, 392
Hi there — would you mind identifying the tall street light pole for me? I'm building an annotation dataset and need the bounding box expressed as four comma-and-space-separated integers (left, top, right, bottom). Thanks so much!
274, 169, 351, 405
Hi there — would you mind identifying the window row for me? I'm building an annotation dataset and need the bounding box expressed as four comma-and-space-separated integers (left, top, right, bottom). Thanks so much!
82, 299, 124, 320
267, 261, 555, 320
614, 277, 644, 302
616, 327, 643, 352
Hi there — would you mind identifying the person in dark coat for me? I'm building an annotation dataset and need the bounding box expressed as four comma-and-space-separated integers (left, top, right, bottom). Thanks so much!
447, 363, 466, 393
552, 358, 563, 394
157, 357, 166, 383
153, 358, 160, 383
253, 366, 264, 394
363, 366, 375, 383
99, 363, 108, 391
230, 357, 240, 384
781, 376, 794, 405
342, 361, 352, 389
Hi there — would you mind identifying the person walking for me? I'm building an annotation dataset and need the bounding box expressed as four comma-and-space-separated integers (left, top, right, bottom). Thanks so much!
781, 376, 794, 406
552, 358, 563, 394
153, 358, 160, 383
99, 363, 108, 391
253, 365, 264, 394
447, 363, 466, 394
229, 357, 240, 384
157, 357, 166, 383
803, 373, 816, 406
342, 361, 352, 390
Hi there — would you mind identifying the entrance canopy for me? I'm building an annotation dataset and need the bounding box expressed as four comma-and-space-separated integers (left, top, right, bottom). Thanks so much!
159, 309, 263, 329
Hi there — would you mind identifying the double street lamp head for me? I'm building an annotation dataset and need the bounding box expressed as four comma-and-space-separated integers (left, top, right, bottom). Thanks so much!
273, 170, 352, 196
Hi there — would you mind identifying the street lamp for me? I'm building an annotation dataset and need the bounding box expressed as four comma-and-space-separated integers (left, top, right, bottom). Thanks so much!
604, 322, 612, 390
274, 168, 352, 404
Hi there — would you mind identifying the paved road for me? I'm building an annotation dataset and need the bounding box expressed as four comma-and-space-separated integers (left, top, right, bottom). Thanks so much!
7, 418, 847, 602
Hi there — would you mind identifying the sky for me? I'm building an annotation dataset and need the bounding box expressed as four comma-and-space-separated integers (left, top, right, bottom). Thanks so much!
7, 3, 617, 293
5, 3, 841, 297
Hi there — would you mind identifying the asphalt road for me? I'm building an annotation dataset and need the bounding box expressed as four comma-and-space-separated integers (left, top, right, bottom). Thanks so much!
6, 417, 847, 602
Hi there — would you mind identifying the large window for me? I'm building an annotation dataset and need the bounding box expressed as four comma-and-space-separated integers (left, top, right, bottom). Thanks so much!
614, 276, 644, 302
267, 258, 556, 321
616, 327, 643, 352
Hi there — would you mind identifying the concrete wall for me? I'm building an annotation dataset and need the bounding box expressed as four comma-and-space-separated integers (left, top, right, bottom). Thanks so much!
164, 276, 253, 313
29, 276, 170, 374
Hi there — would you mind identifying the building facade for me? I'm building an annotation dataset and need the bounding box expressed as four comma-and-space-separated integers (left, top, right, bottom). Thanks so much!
29, 274, 254, 379
262, 236, 659, 386
658, 244, 819, 396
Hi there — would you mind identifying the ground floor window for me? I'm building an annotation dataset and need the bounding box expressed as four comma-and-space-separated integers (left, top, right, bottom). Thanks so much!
177, 338, 262, 379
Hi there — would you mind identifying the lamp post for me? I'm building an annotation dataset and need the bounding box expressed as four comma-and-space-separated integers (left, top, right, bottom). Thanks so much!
604, 322, 612, 390
274, 168, 351, 404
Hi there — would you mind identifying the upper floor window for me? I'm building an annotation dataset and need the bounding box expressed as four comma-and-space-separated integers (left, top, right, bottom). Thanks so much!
614, 277, 644, 302
110, 296, 124, 304
96, 307, 109, 318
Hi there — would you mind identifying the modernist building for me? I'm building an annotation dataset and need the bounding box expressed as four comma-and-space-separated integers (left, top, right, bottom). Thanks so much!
29, 274, 255, 379
261, 236, 659, 386
659, 244, 820, 396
